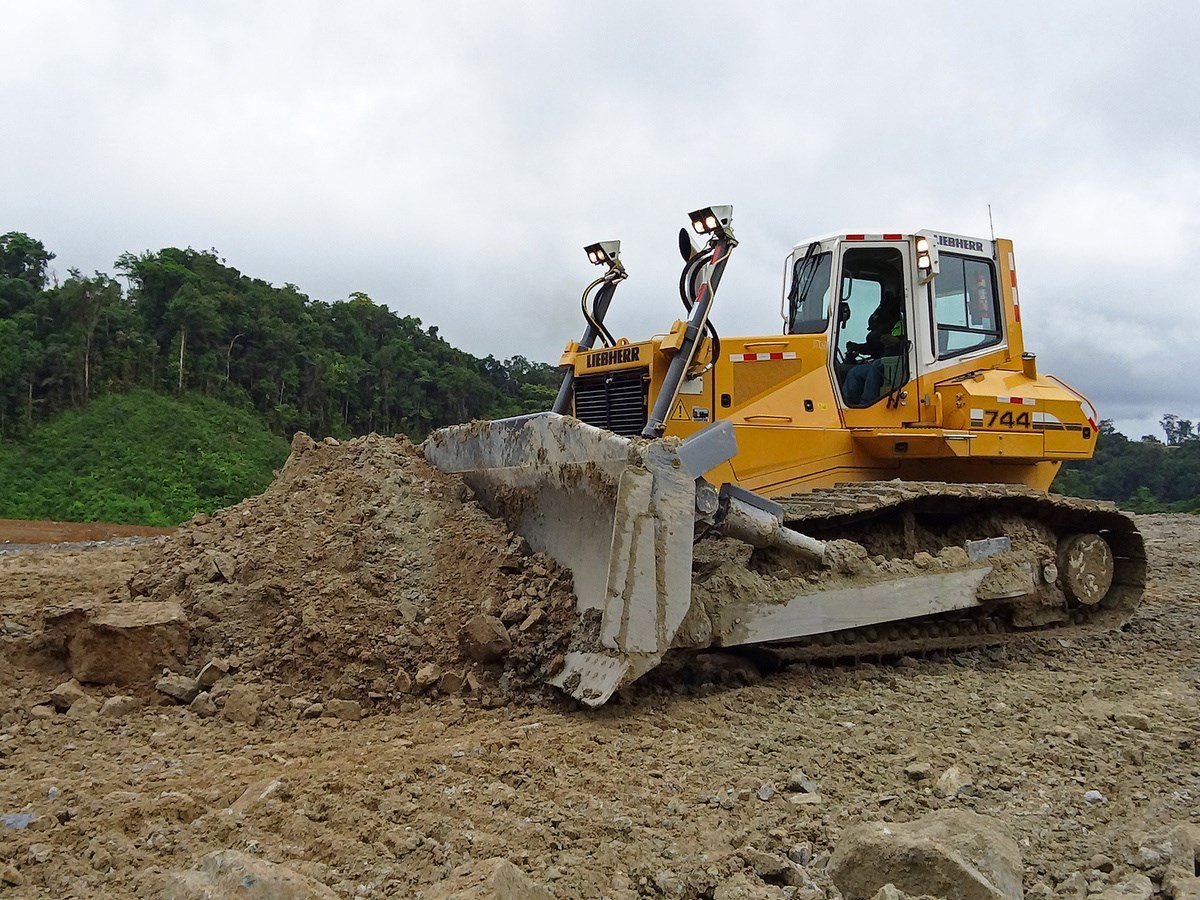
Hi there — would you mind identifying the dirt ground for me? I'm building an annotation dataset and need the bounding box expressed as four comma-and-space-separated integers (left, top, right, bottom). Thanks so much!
0, 520, 172, 547
0, 513, 1197, 898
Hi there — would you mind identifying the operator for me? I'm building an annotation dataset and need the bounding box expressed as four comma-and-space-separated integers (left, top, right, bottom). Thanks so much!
968, 272, 995, 330
842, 290, 905, 406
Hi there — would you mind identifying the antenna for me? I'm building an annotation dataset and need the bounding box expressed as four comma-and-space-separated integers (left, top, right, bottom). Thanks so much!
987, 204, 996, 242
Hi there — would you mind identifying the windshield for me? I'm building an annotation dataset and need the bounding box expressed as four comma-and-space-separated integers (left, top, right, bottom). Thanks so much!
787, 251, 832, 334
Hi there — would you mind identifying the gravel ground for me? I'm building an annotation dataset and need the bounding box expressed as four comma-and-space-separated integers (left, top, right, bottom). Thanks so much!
0, 513, 1196, 898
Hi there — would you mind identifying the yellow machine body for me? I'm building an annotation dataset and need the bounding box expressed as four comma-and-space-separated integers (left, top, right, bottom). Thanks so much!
560, 233, 1097, 496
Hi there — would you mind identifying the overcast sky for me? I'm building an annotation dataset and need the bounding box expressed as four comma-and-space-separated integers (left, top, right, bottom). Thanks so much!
3, 2, 1196, 438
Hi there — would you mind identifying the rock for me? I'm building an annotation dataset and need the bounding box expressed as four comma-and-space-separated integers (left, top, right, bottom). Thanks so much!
934, 765, 974, 799
437, 671, 465, 695
394, 669, 413, 693
904, 761, 933, 782
99, 695, 140, 718
197, 659, 230, 688
1090, 854, 1115, 874
870, 886, 944, 900
230, 777, 285, 815
1083, 789, 1107, 804
222, 686, 261, 724
1058, 872, 1088, 898
1, 864, 22, 885
459, 615, 513, 663
66, 696, 100, 719
653, 869, 684, 896
518, 608, 545, 632
189, 692, 217, 718
423, 856, 553, 899
325, 699, 362, 721
740, 847, 804, 886
788, 843, 813, 866
1094, 874, 1154, 900
290, 432, 317, 453
66, 600, 189, 684
1113, 711, 1151, 731
827, 809, 1022, 900
302, 703, 324, 719
27, 843, 51, 864
50, 678, 87, 711
1164, 824, 1200, 900
499, 597, 529, 625
786, 769, 820, 793
788, 792, 823, 806
757, 783, 775, 801
29, 705, 54, 720
715, 872, 782, 900
415, 663, 443, 692
210, 552, 237, 581
1135, 845, 1164, 870
157, 673, 201, 704
164, 849, 337, 899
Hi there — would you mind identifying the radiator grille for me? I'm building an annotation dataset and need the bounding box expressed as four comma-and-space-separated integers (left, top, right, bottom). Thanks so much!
573, 369, 648, 436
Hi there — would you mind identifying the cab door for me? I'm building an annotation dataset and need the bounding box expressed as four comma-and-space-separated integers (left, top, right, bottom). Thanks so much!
831, 240, 919, 426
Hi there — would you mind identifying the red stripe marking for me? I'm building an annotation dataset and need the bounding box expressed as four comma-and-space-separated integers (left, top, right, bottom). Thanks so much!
1014, 305, 1021, 323
844, 234, 865, 241
882, 233, 902, 240
1010, 270, 1017, 287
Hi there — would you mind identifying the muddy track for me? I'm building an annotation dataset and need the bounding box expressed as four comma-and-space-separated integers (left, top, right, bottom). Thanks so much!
761, 481, 1147, 664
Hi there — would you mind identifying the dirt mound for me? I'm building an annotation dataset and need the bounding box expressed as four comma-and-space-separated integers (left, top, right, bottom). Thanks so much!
129, 432, 576, 705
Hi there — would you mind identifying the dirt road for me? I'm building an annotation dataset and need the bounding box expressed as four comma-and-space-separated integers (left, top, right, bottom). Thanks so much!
0, 520, 173, 547
0, 514, 1197, 898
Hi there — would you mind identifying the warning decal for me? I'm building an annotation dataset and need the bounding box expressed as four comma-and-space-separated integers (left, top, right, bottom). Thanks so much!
670, 399, 690, 421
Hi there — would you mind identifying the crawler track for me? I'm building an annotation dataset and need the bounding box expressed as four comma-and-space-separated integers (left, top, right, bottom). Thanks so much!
757, 482, 1146, 664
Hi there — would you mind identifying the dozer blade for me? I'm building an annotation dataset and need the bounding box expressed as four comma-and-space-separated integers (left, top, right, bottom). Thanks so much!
424, 414, 730, 706
424, 415, 1017, 706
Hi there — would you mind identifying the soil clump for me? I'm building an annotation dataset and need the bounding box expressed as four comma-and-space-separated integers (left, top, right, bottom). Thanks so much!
129, 432, 577, 706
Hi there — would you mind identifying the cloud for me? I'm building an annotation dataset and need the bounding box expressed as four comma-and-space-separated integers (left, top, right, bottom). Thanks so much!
2, 1, 1197, 437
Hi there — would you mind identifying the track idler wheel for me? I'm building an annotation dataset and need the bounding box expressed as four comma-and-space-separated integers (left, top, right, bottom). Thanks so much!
1057, 533, 1115, 606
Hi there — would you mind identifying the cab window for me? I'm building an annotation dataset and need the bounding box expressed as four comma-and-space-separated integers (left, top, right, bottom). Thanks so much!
933, 254, 1002, 358
834, 246, 908, 408
787, 251, 832, 334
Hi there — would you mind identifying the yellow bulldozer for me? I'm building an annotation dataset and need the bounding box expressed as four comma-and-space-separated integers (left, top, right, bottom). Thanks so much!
426, 206, 1145, 706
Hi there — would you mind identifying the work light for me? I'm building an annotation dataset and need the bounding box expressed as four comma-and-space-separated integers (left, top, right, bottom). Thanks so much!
688, 205, 734, 236
584, 240, 622, 266
916, 234, 940, 284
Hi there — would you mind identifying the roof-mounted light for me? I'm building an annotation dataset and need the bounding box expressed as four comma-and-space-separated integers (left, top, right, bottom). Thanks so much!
583, 240, 622, 267
688, 205, 734, 237
916, 234, 940, 285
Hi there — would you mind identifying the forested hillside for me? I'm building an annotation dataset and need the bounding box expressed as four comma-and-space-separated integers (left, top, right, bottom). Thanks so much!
0, 232, 559, 440
1054, 418, 1200, 513
0, 391, 288, 525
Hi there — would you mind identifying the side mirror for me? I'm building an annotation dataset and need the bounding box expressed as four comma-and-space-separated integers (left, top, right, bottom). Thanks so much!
678, 228, 698, 262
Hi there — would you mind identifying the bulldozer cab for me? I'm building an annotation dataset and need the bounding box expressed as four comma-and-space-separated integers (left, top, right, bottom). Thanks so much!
785, 231, 1009, 428
785, 236, 919, 425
